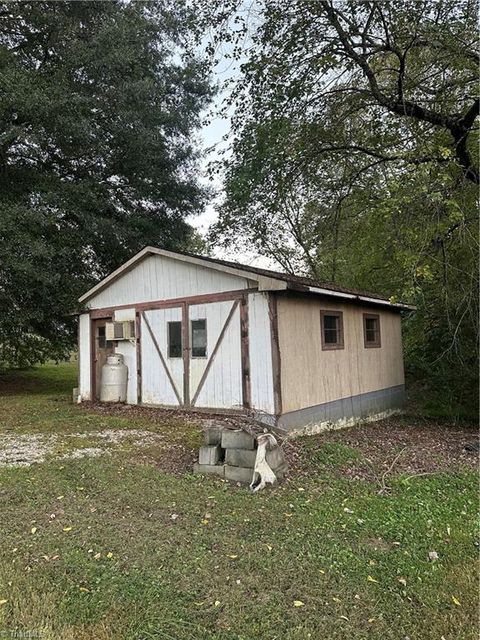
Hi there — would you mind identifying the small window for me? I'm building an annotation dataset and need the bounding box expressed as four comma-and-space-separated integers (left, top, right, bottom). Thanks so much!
97, 325, 113, 349
320, 311, 344, 350
168, 321, 182, 358
191, 319, 207, 358
363, 313, 381, 348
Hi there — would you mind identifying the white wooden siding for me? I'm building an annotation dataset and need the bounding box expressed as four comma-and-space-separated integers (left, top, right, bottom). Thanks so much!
87, 255, 249, 309
78, 313, 91, 400
189, 301, 243, 409
141, 307, 183, 406
248, 293, 275, 414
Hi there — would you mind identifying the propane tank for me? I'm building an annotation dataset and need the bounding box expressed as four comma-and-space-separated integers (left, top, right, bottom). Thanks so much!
100, 353, 128, 403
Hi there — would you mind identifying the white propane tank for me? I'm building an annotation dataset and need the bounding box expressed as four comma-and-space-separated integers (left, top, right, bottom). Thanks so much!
100, 354, 128, 403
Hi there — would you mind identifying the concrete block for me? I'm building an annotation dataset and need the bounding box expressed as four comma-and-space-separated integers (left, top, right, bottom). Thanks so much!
198, 445, 221, 466
221, 429, 255, 451
225, 448, 257, 468
204, 423, 225, 445
193, 463, 225, 478
224, 465, 254, 484
266, 446, 286, 471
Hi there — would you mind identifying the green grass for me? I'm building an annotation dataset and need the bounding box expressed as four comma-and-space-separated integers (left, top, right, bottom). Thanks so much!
0, 363, 478, 639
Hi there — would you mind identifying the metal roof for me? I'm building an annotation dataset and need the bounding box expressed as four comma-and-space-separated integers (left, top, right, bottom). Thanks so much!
78, 246, 416, 311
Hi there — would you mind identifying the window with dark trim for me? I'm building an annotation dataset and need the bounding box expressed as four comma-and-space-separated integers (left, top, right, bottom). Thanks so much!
363, 313, 381, 348
97, 325, 114, 349
167, 321, 182, 358
191, 319, 207, 358
320, 311, 344, 350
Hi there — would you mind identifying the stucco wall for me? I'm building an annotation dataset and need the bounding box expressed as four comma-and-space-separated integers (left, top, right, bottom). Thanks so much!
276, 295, 405, 413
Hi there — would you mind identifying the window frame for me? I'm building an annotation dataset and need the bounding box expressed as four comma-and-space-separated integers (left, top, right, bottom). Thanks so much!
363, 313, 381, 348
190, 318, 208, 359
320, 310, 345, 351
167, 320, 183, 359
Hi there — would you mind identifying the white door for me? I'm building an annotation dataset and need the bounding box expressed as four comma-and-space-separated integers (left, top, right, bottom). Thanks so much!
140, 300, 244, 409
141, 307, 184, 406
189, 300, 243, 409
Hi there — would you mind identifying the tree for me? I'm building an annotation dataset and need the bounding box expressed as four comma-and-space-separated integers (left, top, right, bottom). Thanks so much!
0, 0, 212, 367
204, 0, 479, 416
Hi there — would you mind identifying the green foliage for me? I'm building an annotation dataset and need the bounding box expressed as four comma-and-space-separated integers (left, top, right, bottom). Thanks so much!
0, 1, 212, 367
204, 0, 479, 417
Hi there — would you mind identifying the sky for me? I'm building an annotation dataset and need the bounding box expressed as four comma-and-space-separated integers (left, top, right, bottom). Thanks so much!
186, 9, 275, 269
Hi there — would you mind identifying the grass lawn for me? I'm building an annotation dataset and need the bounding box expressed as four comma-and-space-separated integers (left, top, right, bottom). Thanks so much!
0, 362, 478, 639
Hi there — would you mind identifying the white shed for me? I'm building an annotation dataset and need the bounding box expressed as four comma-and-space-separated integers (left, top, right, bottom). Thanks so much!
77, 247, 414, 433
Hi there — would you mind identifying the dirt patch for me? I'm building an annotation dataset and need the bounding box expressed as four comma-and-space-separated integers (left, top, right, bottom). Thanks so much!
82, 401, 254, 430
132, 443, 197, 476
0, 429, 174, 468
288, 416, 478, 481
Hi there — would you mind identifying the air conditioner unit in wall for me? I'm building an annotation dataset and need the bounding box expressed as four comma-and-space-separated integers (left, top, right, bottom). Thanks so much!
105, 320, 135, 341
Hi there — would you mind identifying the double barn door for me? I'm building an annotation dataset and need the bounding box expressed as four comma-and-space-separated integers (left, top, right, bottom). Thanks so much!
140, 299, 245, 409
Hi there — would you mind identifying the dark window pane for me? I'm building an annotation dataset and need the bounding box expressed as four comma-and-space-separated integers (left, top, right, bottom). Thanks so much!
323, 315, 338, 331
98, 325, 106, 348
191, 319, 207, 358
323, 315, 339, 343
365, 317, 378, 343
168, 321, 182, 358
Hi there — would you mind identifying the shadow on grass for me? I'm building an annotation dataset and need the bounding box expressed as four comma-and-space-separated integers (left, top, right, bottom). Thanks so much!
0, 361, 77, 396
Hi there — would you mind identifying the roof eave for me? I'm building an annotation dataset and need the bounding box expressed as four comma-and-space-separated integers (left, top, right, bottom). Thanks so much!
304, 285, 416, 310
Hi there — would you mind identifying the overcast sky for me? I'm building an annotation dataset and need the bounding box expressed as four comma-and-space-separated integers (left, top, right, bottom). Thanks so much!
187, 12, 275, 269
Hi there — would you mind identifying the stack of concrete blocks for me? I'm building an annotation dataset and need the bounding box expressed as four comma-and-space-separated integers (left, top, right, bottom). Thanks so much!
193, 424, 288, 484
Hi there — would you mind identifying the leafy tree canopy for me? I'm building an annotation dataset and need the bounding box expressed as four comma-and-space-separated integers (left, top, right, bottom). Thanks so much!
203, 0, 479, 417
0, 0, 212, 367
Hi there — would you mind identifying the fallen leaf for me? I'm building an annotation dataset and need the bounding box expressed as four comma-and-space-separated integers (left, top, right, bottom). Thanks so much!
368, 618, 375, 623
452, 595, 461, 606
266, 544, 273, 551
63, 527, 72, 532
94, 553, 101, 560
284, 513, 293, 517
227, 555, 238, 559
214, 600, 221, 607
428, 551, 439, 562
0, 600, 7, 606
79, 587, 90, 593
293, 600, 305, 607
170, 514, 179, 521
398, 577, 407, 586
340, 615, 349, 621
57, 495, 64, 500
343, 508, 354, 514
201, 519, 209, 525
31, 527, 37, 535
367, 575, 378, 583
106, 552, 113, 559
